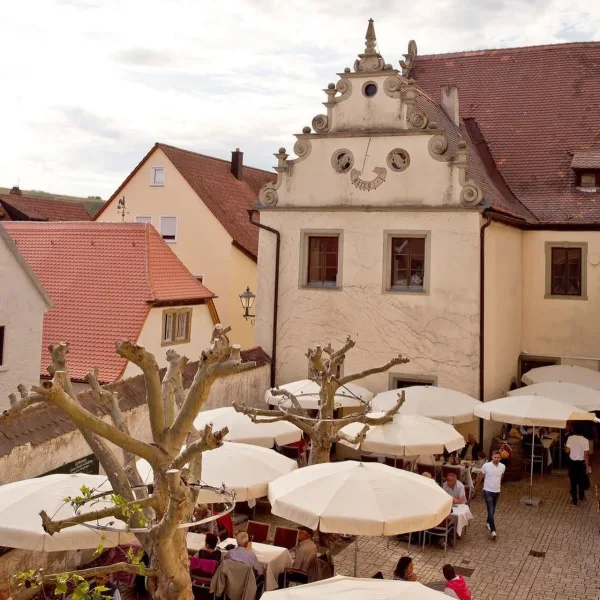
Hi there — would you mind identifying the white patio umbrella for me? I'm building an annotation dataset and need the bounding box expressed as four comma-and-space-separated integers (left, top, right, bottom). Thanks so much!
0, 474, 136, 552
262, 575, 448, 599
522, 364, 600, 389
137, 442, 298, 501
509, 381, 600, 412
193, 407, 302, 448
372, 386, 480, 424
339, 412, 465, 456
265, 379, 373, 410
268, 461, 451, 575
474, 396, 597, 505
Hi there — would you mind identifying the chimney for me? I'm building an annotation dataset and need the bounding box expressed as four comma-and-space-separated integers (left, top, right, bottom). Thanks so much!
441, 85, 460, 126
9, 185, 22, 196
231, 148, 243, 180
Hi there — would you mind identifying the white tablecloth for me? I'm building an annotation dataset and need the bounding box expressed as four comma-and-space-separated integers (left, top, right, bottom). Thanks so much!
187, 533, 292, 591
450, 504, 473, 536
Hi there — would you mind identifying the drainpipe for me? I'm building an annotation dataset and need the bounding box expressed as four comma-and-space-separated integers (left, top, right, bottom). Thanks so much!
479, 214, 492, 445
249, 209, 280, 388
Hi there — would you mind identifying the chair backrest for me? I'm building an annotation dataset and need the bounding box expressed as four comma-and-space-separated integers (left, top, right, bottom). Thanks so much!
524, 443, 544, 458
360, 455, 380, 463
273, 526, 299, 550
384, 457, 397, 468
189, 556, 219, 576
417, 463, 436, 477
215, 511, 234, 538
247, 520, 270, 544
310, 550, 334, 582
441, 465, 462, 480
276, 442, 301, 460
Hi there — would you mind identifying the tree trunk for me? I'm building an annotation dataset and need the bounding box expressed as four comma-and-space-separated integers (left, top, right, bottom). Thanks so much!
308, 422, 335, 465
150, 530, 193, 600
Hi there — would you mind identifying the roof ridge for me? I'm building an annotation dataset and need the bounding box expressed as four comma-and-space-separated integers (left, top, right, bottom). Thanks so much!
157, 143, 275, 176
418, 39, 600, 60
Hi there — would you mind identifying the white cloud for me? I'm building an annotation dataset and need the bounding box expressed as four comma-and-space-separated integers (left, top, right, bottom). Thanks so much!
0, 0, 598, 197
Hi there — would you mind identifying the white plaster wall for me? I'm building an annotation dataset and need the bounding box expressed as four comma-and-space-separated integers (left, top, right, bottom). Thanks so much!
95, 147, 255, 348
522, 230, 600, 362
0, 238, 47, 410
122, 304, 215, 379
256, 210, 481, 396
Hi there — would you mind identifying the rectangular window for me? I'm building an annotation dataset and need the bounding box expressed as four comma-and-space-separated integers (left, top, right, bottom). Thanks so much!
391, 237, 425, 290
135, 215, 152, 224
151, 167, 165, 186
307, 236, 339, 286
393, 376, 437, 389
578, 172, 598, 188
0, 326, 4, 366
162, 309, 192, 345
545, 242, 587, 299
160, 216, 177, 243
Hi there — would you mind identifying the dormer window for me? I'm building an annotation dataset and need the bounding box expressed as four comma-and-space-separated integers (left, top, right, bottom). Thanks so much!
151, 166, 165, 187
571, 152, 600, 191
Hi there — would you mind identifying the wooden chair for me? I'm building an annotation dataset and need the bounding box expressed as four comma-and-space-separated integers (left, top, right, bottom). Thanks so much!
423, 516, 456, 554
384, 457, 397, 468
273, 526, 299, 550
416, 463, 436, 478
524, 443, 544, 475
246, 520, 270, 544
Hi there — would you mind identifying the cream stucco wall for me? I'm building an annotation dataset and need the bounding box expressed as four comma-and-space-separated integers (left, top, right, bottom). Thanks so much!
522, 230, 600, 364
256, 210, 481, 396
95, 147, 255, 348
0, 236, 48, 409
122, 304, 215, 379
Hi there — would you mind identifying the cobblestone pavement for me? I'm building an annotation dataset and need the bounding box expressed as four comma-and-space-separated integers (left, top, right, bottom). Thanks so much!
253, 467, 600, 600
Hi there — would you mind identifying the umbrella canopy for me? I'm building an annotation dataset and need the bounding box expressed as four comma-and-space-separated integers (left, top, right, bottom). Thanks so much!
474, 395, 597, 428
372, 386, 480, 424
508, 382, 600, 412
0, 474, 136, 552
339, 412, 465, 456
193, 407, 302, 448
262, 575, 448, 599
268, 461, 451, 536
137, 442, 298, 501
522, 364, 600, 389
265, 379, 373, 410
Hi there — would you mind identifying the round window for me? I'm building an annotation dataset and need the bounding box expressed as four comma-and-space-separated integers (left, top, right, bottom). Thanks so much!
331, 149, 354, 174
386, 149, 410, 172
363, 82, 378, 98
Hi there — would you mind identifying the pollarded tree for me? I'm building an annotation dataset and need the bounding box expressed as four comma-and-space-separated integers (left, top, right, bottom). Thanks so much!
3, 325, 254, 600
234, 336, 409, 465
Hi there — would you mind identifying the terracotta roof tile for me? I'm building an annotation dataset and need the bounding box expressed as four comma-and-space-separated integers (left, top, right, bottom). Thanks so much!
2, 222, 215, 382
0, 194, 91, 221
411, 41, 600, 224
0, 348, 270, 459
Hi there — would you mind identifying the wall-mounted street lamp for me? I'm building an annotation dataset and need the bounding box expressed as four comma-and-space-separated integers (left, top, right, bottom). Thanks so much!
239, 286, 256, 321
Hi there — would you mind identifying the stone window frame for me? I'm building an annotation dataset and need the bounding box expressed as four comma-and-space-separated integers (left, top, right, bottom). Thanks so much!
162, 308, 192, 346
150, 166, 165, 187
382, 230, 432, 295
388, 373, 438, 389
299, 229, 344, 291
544, 241, 588, 300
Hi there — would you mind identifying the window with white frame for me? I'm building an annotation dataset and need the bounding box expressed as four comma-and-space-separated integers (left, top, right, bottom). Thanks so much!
160, 216, 177, 242
135, 216, 152, 224
162, 309, 192, 345
151, 167, 165, 186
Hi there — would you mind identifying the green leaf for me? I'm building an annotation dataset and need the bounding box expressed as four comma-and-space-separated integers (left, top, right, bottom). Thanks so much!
93, 544, 104, 557
138, 562, 147, 576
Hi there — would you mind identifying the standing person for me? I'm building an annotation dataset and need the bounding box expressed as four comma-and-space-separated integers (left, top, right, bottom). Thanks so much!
565, 422, 590, 506
475, 449, 505, 540
442, 564, 471, 599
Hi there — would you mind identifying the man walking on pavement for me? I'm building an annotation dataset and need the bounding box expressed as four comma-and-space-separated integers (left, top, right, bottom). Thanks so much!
565, 421, 591, 506
475, 449, 505, 540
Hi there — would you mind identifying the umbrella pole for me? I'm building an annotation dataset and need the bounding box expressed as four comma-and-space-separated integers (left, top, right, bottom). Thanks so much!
520, 425, 541, 506
354, 536, 358, 577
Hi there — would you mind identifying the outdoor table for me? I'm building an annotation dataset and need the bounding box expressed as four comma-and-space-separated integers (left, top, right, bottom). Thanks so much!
450, 504, 473, 536
186, 532, 292, 591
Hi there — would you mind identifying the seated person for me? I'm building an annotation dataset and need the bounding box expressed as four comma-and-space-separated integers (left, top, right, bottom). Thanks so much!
442, 472, 467, 505
292, 526, 318, 571
394, 556, 417, 581
459, 434, 482, 462
189, 504, 218, 535
225, 532, 264, 577
443, 564, 472, 599
196, 532, 222, 563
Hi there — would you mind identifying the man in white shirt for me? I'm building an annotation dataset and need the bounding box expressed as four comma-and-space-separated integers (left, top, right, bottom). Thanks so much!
475, 450, 505, 540
443, 472, 467, 505
565, 426, 591, 506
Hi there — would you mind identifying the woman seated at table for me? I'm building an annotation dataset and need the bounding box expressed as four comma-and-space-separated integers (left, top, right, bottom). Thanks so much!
394, 556, 417, 581
195, 532, 222, 562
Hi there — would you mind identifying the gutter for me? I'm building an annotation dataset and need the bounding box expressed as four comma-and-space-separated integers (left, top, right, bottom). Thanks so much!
479, 214, 492, 445
248, 209, 280, 388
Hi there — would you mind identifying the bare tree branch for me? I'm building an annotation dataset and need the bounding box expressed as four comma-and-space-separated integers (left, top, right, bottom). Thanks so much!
270, 388, 305, 413
33, 377, 158, 464
171, 424, 228, 471
306, 344, 327, 377
162, 349, 189, 425
3, 392, 45, 416
233, 401, 314, 436
331, 335, 356, 361
40, 497, 156, 535
116, 341, 165, 444
364, 390, 405, 426
338, 355, 410, 386
335, 423, 369, 446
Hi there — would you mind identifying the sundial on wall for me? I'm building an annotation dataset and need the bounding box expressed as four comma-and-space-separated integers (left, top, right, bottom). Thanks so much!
332, 138, 388, 192
349, 166, 387, 191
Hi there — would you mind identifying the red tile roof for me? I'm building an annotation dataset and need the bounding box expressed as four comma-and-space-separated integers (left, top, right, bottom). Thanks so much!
411, 41, 600, 224
94, 144, 276, 258
0, 194, 91, 221
2, 222, 215, 383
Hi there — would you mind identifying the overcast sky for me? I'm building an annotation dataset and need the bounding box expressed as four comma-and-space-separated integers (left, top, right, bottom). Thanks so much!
1, 0, 599, 198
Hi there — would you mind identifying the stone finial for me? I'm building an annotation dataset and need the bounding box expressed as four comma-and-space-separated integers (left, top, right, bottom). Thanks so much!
354, 18, 385, 73
400, 40, 418, 77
